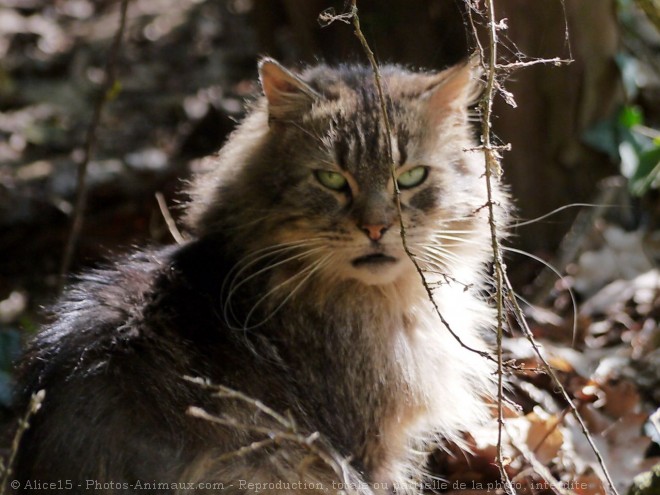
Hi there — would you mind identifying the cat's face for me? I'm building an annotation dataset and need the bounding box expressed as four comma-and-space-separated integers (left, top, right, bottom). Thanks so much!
187, 59, 496, 291
252, 60, 490, 287
269, 150, 429, 286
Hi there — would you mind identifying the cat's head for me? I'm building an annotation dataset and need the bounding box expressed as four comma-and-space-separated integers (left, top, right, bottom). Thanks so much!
186, 58, 505, 289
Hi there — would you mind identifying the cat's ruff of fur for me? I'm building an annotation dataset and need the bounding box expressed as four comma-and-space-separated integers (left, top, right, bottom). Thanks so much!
15, 58, 509, 494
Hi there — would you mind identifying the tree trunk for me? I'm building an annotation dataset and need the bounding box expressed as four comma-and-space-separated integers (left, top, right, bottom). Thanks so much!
492, 0, 622, 259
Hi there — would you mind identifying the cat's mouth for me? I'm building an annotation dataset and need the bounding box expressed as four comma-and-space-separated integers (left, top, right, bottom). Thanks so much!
351, 253, 398, 268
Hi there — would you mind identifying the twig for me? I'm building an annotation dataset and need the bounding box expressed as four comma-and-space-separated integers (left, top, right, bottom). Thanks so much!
185, 379, 356, 492
184, 377, 291, 429
495, 58, 572, 70
502, 270, 619, 495
188, 406, 300, 440
0, 390, 45, 494
155, 192, 186, 245
59, 0, 131, 289
209, 437, 279, 464
188, 407, 351, 481
474, 0, 514, 491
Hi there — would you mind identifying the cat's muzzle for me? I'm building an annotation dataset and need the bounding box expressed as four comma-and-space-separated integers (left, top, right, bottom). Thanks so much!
351, 253, 398, 267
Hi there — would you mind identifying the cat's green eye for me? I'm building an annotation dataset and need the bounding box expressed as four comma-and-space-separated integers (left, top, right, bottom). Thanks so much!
397, 166, 428, 189
315, 170, 348, 191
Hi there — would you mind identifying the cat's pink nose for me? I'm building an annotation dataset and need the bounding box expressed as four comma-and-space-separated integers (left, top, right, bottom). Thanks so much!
361, 224, 389, 242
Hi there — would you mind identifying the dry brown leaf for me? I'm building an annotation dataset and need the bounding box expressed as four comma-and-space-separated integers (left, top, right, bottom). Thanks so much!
573, 472, 606, 495
526, 412, 564, 465
600, 379, 641, 418
548, 355, 574, 373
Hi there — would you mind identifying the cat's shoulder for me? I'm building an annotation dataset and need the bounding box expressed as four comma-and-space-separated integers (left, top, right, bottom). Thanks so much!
42, 234, 231, 337
16, 236, 234, 400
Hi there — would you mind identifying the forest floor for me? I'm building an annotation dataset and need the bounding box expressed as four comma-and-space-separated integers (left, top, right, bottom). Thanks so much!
0, 1, 659, 494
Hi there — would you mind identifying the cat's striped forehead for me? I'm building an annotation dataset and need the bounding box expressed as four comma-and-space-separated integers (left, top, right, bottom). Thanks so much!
295, 79, 422, 186
292, 63, 466, 179
322, 106, 410, 172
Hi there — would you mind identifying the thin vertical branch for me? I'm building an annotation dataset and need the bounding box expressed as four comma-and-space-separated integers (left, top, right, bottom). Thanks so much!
476, 0, 514, 491
0, 390, 45, 494
503, 270, 620, 495
59, 0, 131, 289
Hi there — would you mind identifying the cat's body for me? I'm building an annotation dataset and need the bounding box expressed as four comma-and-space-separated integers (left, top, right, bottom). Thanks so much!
15, 59, 508, 493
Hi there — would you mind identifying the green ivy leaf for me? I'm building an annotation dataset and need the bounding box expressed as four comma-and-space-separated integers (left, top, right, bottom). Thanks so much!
629, 146, 660, 196
619, 105, 644, 128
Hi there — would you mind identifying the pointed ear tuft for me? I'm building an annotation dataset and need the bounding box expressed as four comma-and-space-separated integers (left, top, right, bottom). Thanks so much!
421, 55, 484, 124
258, 58, 319, 121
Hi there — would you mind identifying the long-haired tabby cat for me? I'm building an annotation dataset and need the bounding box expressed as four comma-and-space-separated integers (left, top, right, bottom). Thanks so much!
15, 57, 508, 493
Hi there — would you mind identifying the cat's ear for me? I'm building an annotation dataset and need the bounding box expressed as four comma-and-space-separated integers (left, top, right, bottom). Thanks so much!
258, 58, 319, 121
421, 55, 483, 123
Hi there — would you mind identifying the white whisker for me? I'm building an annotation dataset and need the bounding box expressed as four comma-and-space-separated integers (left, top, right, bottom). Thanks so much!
436, 228, 480, 234
413, 247, 463, 269
503, 246, 578, 346
417, 244, 465, 261
241, 253, 332, 330
433, 234, 483, 245
221, 239, 325, 324
513, 202, 617, 228
223, 247, 325, 323
226, 241, 324, 291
